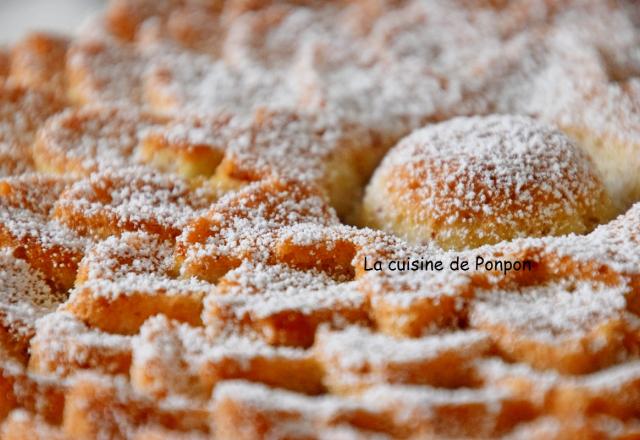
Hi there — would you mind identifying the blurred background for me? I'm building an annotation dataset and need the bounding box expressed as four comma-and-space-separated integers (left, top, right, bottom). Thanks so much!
0, 0, 104, 43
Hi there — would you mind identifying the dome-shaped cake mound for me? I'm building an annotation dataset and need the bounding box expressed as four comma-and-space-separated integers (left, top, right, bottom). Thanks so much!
362, 115, 614, 249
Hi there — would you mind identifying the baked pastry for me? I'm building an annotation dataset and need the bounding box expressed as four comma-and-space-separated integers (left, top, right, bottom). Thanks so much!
0, 0, 639, 439
10, 32, 70, 93
0, 47, 9, 79
32, 106, 164, 176
361, 115, 614, 250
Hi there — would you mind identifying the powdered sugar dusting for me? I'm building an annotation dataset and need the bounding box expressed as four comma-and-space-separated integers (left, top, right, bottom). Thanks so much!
315, 326, 491, 370
0, 0, 639, 436
363, 115, 610, 248
470, 280, 629, 342
35, 106, 162, 175
55, 167, 214, 238
0, 248, 61, 337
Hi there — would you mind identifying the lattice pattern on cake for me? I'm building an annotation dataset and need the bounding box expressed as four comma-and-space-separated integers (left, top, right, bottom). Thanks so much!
0, 1, 640, 439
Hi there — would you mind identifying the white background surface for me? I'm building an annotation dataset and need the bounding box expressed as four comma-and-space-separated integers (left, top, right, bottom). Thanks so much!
0, 0, 105, 44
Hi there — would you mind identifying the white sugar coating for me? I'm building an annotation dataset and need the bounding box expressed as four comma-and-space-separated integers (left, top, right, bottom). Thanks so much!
0, 174, 73, 215
291, 38, 456, 141
275, 222, 423, 274
476, 357, 562, 400
68, 370, 204, 415
369, 115, 606, 233
0, 83, 62, 149
0, 360, 70, 417
206, 179, 337, 230
213, 379, 368, 418
0, 248, 61, 336
56, 167, 214, 232
478, 357, 640, 396
476, 200, 640, 283
141, 3, 226, 57
67, 38, 148, 105
180, 180, 338, 269
365, 1, 503, 72
574, 360, 640, 390
504, 417, 640, 440
31, 311, 131, 376
290, 2, 470, 136
276, 222, 362, 248
471, 28, 605, 119
218, 261, 337, 296
0, 207, 88, 252
470, 281, 629, 342
67, 0, 640, 151
33, 311, 130, 351
3, 409, 30, 424
362, 267, 472, 307
477, 357, 559, 381
36, 106, 162, 175
211, 279, 365, 320
319, 426, 392, 440
143, 113, 241, 154
157, 120, 226, 148
359, 383, 513, 415
70, 272, 214, 300
134, 315, 308, 372
64, 0, 640, 218
315, 326, 491, 370
143, 50, 293, 115
79, 232, 175, 281
0, 142, 34, 177
0, 0, 640, 434
560, 84, 640, 209
222, 4, 344, 71
180, 225, 277, 271
207, 259, 369, 338
224, 110, 375, 184
544, 202, 640, 274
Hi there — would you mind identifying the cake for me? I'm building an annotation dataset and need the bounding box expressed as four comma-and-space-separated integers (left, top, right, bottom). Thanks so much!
0, 1, 639, 439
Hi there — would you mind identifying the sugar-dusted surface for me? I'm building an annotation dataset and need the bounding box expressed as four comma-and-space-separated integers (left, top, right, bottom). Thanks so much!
70, 273, 213, 301
217, 261, 338, 297
0, 175, 88, 293
0, 0, 640, 438
0, 248, 60, 340
33, 106, 163, 176
315, 326, 491, 371
177, 179, 339, 281
0, 83, 63, 152
54, 167, 214, 239
205, 262, 369, 346
545, 202, 640, 275
470, 281, 630, 342
29, 311, 132, 378
76, 232, 175, 283
131, 315, 321, 400
210, 279, 365, 321
0, 143, 34, 177
362, 115, 612, 249
66, 38, 148, 105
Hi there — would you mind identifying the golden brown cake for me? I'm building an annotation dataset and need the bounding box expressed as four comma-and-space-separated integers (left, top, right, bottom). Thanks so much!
361, 115, 614, 250
0, 0, 640, 439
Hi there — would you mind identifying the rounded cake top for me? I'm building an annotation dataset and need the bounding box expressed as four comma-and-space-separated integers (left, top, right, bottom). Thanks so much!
362, 115, 613, 249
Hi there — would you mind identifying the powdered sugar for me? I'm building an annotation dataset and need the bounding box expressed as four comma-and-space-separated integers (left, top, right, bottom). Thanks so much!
364, 115, 609, 248
0, 0, 639, 437
0, 248, 60, 336
55, 167, 214, 237
471, 280, 629, 342
315, 326, 491, 370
